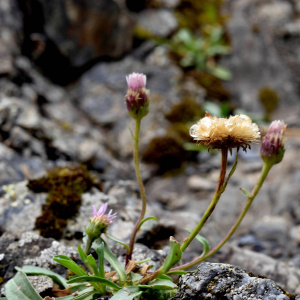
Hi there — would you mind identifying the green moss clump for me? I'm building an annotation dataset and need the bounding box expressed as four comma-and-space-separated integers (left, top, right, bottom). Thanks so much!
165, 98, 203, 123
28, 165, 102, 239
142, 136, 186, 173
259, 87, 279, 121
175, 0, 227, 33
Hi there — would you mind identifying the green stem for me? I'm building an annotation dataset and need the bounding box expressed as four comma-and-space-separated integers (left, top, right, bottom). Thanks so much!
170, 162, 272, 271
180, 148, 228, 253
126, 117, 147, 264
84, 237, 93, 255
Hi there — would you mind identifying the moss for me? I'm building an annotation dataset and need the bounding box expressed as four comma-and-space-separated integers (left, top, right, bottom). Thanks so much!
189, 70, 230, 102
175, 0, 228, 34
142, 136, 186, 173
259, 87, 279, 121
134, 24, 155, 40
28, 165, 102, 239
165, 97, 203, 123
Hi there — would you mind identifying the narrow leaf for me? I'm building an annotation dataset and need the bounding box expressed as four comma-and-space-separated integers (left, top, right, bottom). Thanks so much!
53, 257, 86, 276
167, 270, 188, 275
110, 287, 143, 300
67, 275, 121, 290
138, 216, 158, 230
96, 242, 105, 278
157, 274, 173, 281
92, 238, 127, 286
240, 188, 250, 197
160, 237, 182, 274
5, 271, 42, 300
87, 255, 100, 277
78, 244, 88, 265
105, 233, 130, 252
184, 228, 209, 256
15, 266, 68, 288
56, 287, 94, 300
139, 278, 177, 290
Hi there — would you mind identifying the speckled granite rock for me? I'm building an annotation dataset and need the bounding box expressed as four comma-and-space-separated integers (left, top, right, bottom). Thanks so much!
171, 262, 291, 300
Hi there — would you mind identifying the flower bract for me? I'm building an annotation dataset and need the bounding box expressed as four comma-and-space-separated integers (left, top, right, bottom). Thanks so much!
260, 120, 287, 165
85, 203, 117, 239
125, 73, 149, 120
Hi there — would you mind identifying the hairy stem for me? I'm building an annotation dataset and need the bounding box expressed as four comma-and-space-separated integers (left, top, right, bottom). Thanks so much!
180, 148, 228, 253
170, 162, 272, 271
126, 117, 147, 264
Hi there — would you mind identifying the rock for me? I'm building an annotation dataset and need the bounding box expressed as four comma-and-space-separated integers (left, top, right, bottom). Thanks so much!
171, 262, 292, 300
27, 275, 54, 295
36, 0, 135, 67
136, 9, 178, 37
290, 225, 300, 244
187, 175, 215, 191
0, 0, 23, 74
154, 0, 180, 8
213, 244, 300, 293
221, 0, 300, 120
250, 215, 290, 244
0, 181, 45, 233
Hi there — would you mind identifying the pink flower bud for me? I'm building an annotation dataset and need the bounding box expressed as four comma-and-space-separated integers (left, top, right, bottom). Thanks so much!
125, 73, 149, 119
260, 120, 287, 165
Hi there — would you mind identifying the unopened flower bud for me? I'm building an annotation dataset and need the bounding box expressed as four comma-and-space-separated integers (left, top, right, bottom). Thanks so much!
260, 120, 287, 165
125, 73, 149, 119
85, 203, 117, 240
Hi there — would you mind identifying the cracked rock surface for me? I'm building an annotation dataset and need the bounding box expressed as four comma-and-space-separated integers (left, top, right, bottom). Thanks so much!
171, 262, 291, 300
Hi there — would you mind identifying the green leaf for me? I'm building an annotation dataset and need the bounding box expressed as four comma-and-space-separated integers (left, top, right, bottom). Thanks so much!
157, 274, 173, 281
105, 233, 130, 252
166, 270, 188, 275
130, 272, 143, 282
110, 287, 143, 300
15, 266, 68, 288
87, 255, 100, 277
159, 237, 182, 275
139, 279, 177, 290
92, 238, 127, 286
67, 276, 121, 290
208, 65, 232, 81
135, 258, 151, 265
96, 242, 105, 279
138, 216, 158, 230
78, 244, 88, 265
240, 188, 250, 197
184, 228, 210, 256
53, 257, 86, 276
5, 271, 42, 300
56, 287, 94, 300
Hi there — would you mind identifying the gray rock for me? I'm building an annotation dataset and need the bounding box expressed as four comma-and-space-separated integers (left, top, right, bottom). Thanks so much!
0, 0, 23, 74
187, 175, 215, 191
221, 0, 300, 120
251, 215, 290, 244
27, 275, 54, 294
213, 244, 300, 294
136, 9, 178, 37
171, 262, 292, 300
38, 0, 135, 66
